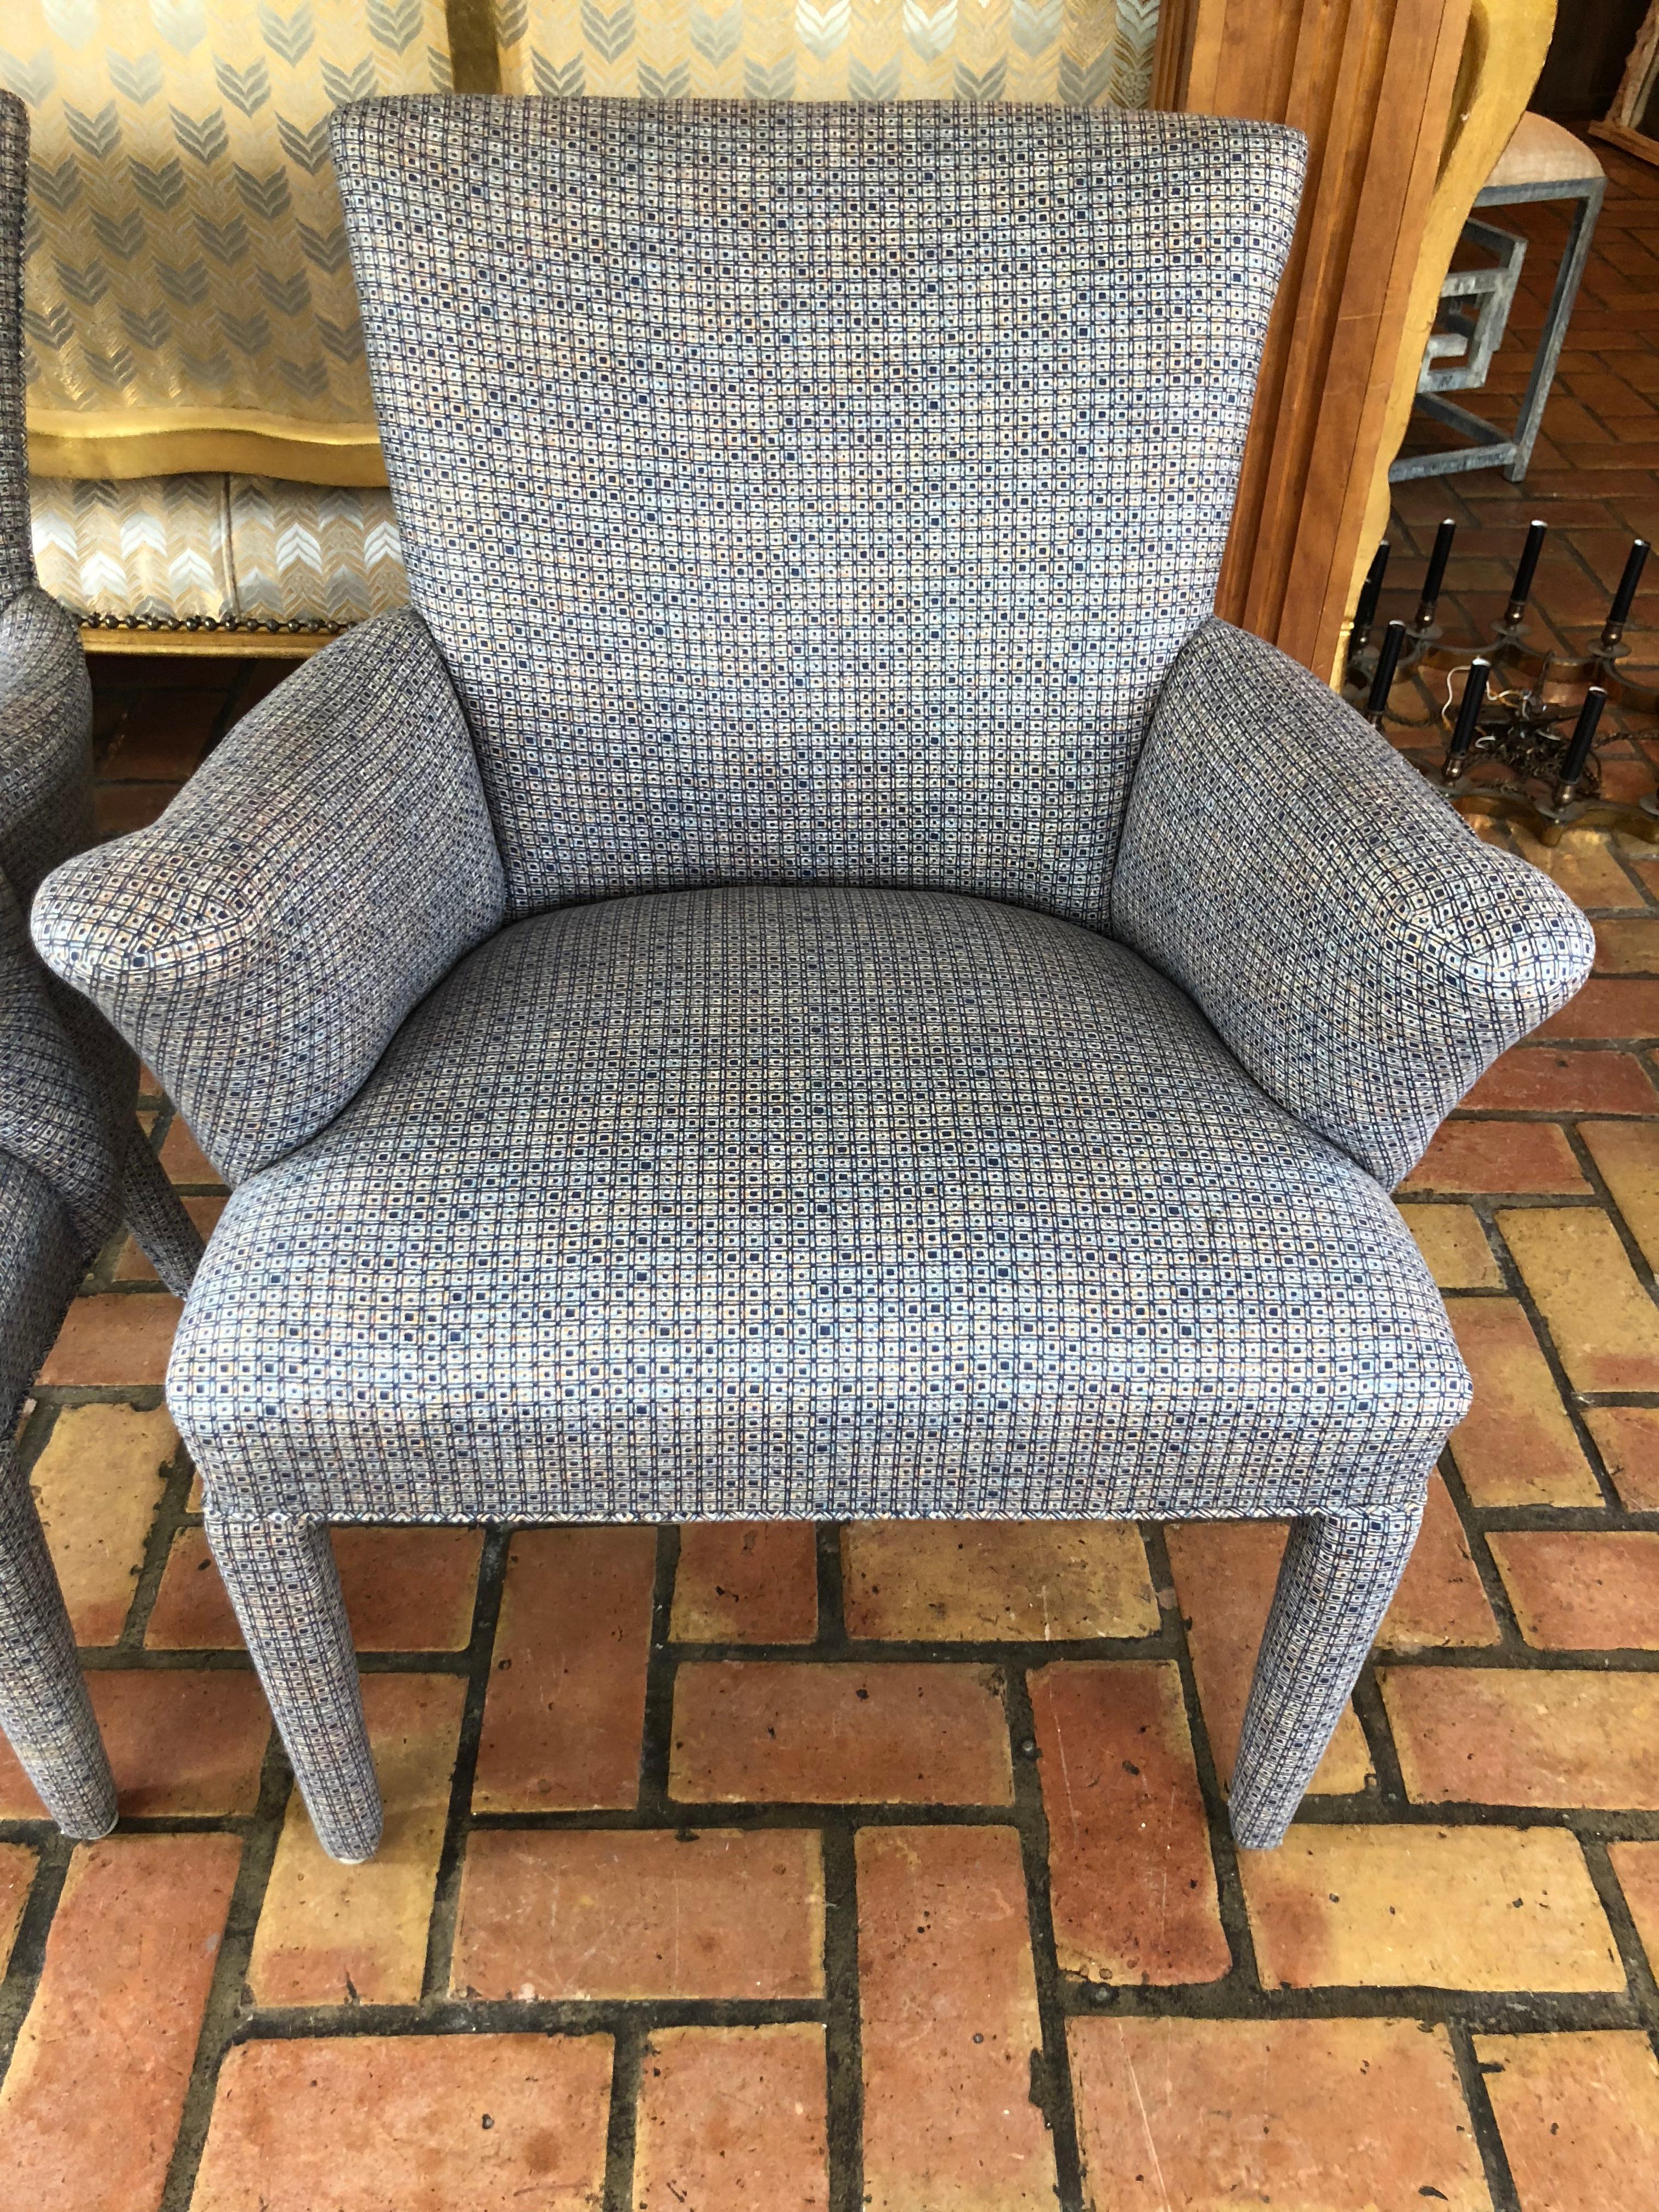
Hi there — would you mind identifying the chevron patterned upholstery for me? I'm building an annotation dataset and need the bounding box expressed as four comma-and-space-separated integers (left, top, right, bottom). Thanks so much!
29, 475, 409, 627
496, 0, 1161, 107
35, 100, 1594, 1869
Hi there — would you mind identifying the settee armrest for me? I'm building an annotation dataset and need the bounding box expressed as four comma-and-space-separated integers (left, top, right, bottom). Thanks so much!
32, 610, 507, 1184
1110, 617, 1595, 1188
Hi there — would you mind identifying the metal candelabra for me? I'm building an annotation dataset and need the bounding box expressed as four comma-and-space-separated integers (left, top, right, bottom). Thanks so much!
1341, 518, 1656, 844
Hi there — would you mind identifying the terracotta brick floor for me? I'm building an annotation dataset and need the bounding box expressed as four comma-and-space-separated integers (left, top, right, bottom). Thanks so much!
8, 149, 1659, 2212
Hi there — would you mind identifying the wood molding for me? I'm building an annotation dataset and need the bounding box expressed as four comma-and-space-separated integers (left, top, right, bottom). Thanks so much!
1590, 116, 1659, 167
1155, 0, 1475, 676
1347, 0, 1557, 670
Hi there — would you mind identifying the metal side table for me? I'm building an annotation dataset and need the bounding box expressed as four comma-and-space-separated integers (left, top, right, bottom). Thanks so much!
1391, 112, 1606, 484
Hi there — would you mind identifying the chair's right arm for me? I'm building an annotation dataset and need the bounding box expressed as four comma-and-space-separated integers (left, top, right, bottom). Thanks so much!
31, 609, 507, 1185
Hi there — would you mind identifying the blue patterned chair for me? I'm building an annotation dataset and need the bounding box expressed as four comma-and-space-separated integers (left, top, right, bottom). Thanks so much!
33, 98, 1593, 1864
0, 90, 204, 1836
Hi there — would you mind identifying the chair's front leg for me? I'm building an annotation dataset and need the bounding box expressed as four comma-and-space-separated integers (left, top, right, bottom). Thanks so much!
207, 1511, 382, 1863
1229, 1503, 1424, 1850
0, 1445, 117, 1837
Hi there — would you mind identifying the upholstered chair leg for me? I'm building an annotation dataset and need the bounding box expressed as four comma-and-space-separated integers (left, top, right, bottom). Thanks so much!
120, 1123, 206, 1296
207, 1512, 382, 1863
1228, 1503, 1424, 1851
0, 1443, 117, 1838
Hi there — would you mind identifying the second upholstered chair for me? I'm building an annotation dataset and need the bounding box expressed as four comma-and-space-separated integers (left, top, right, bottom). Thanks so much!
0, 89, 203, 1836
35, 98, 1592, 1863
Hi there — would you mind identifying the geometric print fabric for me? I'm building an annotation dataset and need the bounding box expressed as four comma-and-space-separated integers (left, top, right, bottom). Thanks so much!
334, 98, 1304, 927
172, 886, 1472, 1528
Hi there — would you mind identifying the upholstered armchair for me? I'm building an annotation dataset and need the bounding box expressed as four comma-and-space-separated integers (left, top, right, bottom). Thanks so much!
35, 99, 1593, 1865
0, 91, 204, 1836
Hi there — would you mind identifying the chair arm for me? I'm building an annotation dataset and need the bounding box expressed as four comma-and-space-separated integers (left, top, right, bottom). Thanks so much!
1110, 617, 1595, 1188
32, 609, 507, 1184
0, 588, 94, 904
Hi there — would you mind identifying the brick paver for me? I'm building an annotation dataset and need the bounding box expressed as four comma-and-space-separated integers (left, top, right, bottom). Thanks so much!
1489, 1528, 1659, 1648
842, 1520, 1159, 1641
1237, 1824, 1622, 1991
857, 1826, 1055, 2212
145, 1524, 483, 1652
1069, 2018, 1490, 2211
0, 1836, 240, 2212
670, 1660, 1013, 1804
1383, 1666, 1659, 1809
472, 1526, 656, 1812
0, 1845, 33, 1978
246, 1672, 466, 2007
1400, 1201, 1503, 1288
453, 1829, 825, 2000
1445, 1296, 1602, 1505
4, 135, 1659, 2212
1030, 1661, 1228, 1987
633, 2025, 830, 2212
0, 1671, 269, 1820
670, 1523, 820, 1643
1475, 2032, 1659, 2212
26, 1404, 174, 1643
190, 2034, 615, 2212
1584, 1402, 1659, 1507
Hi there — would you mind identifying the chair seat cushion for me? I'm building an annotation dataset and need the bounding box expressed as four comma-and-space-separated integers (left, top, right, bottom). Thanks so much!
1485, 112, 1604, 191
172, 888, 1468, 1523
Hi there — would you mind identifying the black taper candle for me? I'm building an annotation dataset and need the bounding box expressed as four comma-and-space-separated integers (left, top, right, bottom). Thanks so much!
1558, 685, 1607, 798
1503, 520, 1547, 627
1446, 658, 1489, 779
1602, 539, 1650, 648
1352, 539, 1390, 654
1367, 619, 1407, 721
1414, 518, 1457, 628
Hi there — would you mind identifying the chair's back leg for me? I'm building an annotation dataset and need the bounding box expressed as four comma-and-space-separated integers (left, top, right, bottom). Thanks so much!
0, 1441, 117, 1837
206, 1510, 382, 1863
1229, 1501, 1424, 1850
118, 1121, 206, 1297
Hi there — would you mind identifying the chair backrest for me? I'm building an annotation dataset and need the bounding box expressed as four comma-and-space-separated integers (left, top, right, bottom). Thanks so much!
0, 92, 33, 612
334, 97, 1304, 926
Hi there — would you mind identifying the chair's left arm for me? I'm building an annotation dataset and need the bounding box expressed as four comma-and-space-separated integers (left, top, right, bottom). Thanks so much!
1111, 617, 1595, 1189
32, 609, 507, 1186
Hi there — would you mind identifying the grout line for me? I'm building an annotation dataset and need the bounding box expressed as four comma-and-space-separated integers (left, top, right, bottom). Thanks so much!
600, 2016, 644, 2212
1139, 1523, 1262, 1994
820, 1819, 865, 2212
118, 1434, 201, 1655
1002, 1664, 1086, 2212
1580, 1835, 1659, 2030
0, 1834, 74, 2087
420, 1523, 510, 2006
157, 1734, 292, 2212
637, 1525, 680, 1819
1451, 2019, 1523, 2212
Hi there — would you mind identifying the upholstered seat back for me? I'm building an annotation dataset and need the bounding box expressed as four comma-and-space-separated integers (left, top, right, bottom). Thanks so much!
332, 97, 1303, 926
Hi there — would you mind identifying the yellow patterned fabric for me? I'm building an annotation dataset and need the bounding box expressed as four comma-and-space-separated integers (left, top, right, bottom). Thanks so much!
494, 1, 1159, 107
30, 475, 407, 625
12, 0, 1157, 623
6, 1, 450, 443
